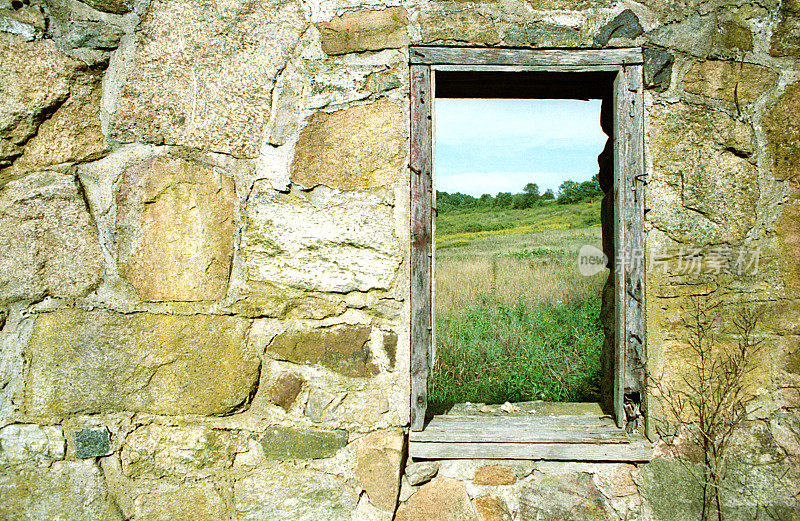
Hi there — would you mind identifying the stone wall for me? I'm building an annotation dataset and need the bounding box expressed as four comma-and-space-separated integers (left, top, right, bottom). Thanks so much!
0, 0, 798, 519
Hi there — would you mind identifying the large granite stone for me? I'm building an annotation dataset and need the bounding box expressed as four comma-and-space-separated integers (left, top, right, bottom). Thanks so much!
683, 60, 779, 105
242, 185, 400, 293
772, 0, 800, 57
24, 309, 257, 417
355, 428, 404, 512
0, 461, 123, 520
0, 171, 103, 304
116, 156, 235, 301
111, 0, 305, 157
764, 82, 800, 184
0, 424, 65, 465
474, 465, 516, 485
79, 0, 132, 14
127, 480, 229, 521
594, 9, 643, 46
259, 426, 349, 460
474, 495, 511, 521
519, 471, 613, 520
317, 7, 408, 55
122, 424, 242, 478
0, 33, 84, 148
395, 477, 478, 521
777, 191, 800, 290
290, 100, 405, 190
267, 325, 378, 377
647, 102, 758, 244
235, 464, 359, 520
418, 9, 499, 45
13, 73, 110, 172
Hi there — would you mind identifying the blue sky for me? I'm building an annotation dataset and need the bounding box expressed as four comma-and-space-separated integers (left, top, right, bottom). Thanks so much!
434, 98, 607, 197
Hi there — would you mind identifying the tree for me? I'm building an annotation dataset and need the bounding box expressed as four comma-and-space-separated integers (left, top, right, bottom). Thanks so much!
542, 189, 555, 200
523, 183, 540, 197
495, 192, 513, 208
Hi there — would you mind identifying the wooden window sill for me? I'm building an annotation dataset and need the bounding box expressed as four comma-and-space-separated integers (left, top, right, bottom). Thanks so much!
409, 402, 653, 462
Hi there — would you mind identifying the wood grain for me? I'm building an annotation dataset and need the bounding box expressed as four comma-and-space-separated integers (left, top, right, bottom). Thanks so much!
411, 47, 643, 67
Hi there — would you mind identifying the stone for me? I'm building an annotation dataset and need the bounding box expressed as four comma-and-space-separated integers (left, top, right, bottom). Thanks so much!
25, 309, 257, 416
777, 191, 800, 290
503, 23, 580, 47
474, 495, 511, 521
111, 0, 305, 157
267, 325, 378, 378
305, 387, 338, 422
75, 426, 111, 459
353, 494, 394, 521
13, 73, 110, 172
594, 9, 643, 46
474, 465, 517, 485
647, 102, 758, 244
772, 0, 800, 57
268, 372, 304, 410
383, 331, 398, 368
395, 477, 479, 521
0, 12, 38, 41
116, 156, 235, 301
406, 461, 439, 486
290, 100, 405, 190
0, 424, 65, 464
0, 460, 123, 520
79, 0, 132, 14
122, 424, 241, 478
365, 70, 401, 94
57, 20, 124, 50
259, 426, 348, 460
0, 171, 103, 304
0, 137, 22, 167
683, 60, 779, 105
128, 480, 229, 521
355, 429, 404, 512
644, 13, 716, 57
243, 186, 400, 293
0, 33, 84, 148
764, 82, 800, 184
713, 21, 753, 54
519, 471, 613, 520
317, 7, 409, 55
643, 47, 674, 92
419, 10, 499, 45
235, 464, 359, 520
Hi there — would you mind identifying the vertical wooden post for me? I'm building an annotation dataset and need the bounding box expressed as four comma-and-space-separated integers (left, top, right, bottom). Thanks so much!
613, 64, 646, 431
410, 64, 433, 431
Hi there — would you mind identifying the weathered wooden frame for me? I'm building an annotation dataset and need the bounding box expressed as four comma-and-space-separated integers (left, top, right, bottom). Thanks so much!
409, 47, 648, 461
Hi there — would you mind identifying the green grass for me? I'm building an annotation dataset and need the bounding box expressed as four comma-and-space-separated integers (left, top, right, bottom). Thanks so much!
431, 199, 607, 405
430, 297, 603, 405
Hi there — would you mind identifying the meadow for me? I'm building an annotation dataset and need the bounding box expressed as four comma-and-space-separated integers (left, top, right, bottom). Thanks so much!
430, 199, 609, 405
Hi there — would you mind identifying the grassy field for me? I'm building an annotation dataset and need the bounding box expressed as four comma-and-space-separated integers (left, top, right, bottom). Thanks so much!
430, 199, 608, 405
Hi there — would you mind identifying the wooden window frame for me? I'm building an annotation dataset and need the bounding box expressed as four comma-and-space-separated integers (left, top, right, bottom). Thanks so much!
409, 47, 650, 461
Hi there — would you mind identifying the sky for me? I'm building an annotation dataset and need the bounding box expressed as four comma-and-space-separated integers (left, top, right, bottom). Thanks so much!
434, 98, 608, 197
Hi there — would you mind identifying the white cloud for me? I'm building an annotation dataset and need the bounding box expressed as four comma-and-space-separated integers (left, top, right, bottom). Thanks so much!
436, 171, 577, 197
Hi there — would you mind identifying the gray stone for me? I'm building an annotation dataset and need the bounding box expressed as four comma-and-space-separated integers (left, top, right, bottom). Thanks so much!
259, 426, 348, 460
78, 0, 132, 14
364, 70, 401, 94
0, 424, 65, 464
594, 9, 643, 46
75, 426, 111, 459
305, 388, 338, 423
236, 464, 359, 521
519, 471, 614, 520
419, 9, 499, 45
0, 14, 38, 41
504, 23, 580, 47
406, 461, 439, 486
772, 0, 800, 57
643, 47, 674, 92
58, 20, 123, 50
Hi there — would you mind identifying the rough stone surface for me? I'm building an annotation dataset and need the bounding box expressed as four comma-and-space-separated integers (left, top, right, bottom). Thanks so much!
79, 0, 131, 14
236, 464, 359, 520
683, 60, 779, 105
75, 426, 111, 459
122, 424, 241, 478
317, 7, 408, 55
0, 171, 103, 304
777, 191, 800, 290
643, 47, 674, 92
0, 424, 65, 464
0, 33, 84, 149
406, 461, 439, 486
594, 9, 643, 46
127, 480, 229, 521
259, 426, 348, 459
268, 372, 304, 410
0, 461, 123, 520
519, 471, 613, 520
647, 102, 758, 244
111, 0, 306, 157
290, 100, 405, 190
355, 428, 404, 511
25, 309, 256, 416
13, 73, 110, 171
474, 465, 517, 485
267, 325, 378, 377
474, 495, 511, 521
243, 186, 400, 293
764, 82, 800, 184
772, 0, 800, 56
116, 156, 235, 301
503, 23, 580, 47
419, 10, 499, 45
395, 478, 479, 521
713, 21, 753, 54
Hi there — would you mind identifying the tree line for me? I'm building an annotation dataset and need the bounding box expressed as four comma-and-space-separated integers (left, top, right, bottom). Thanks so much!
437, 175, 603, 213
